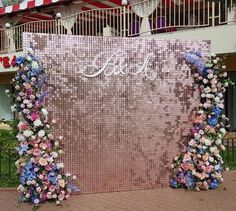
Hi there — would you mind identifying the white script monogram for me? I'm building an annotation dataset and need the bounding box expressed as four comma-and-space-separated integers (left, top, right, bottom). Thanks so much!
80, 51, 157, 80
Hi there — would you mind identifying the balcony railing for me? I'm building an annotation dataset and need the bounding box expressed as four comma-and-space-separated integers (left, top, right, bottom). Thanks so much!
0, 0, 236, 54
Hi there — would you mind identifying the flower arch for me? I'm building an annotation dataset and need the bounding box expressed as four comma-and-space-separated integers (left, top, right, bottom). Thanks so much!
170, 52, 234, 191
7, 48, 79, 209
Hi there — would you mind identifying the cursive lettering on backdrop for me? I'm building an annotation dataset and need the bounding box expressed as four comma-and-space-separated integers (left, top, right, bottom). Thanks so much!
79, 51, 157, 80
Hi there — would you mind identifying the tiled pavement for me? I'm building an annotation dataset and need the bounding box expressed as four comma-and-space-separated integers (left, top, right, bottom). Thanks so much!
1, 171, 236, 211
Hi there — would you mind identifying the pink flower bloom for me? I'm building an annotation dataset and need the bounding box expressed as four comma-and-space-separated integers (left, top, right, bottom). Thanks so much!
18, 122, 28, 131
30, 112, 39, 121
45, 164, 52, 171
205, 165, 213, 173
49, 185, 56, 192
181, 163, 189, 171
33, 148, 41, 156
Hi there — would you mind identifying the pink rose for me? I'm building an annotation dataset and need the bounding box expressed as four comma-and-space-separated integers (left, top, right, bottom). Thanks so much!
30, 112, 39, 121
33, 148, 41, 156
15, 85, 20, 90
45, 164, 52, 171
49, 185, 56, 192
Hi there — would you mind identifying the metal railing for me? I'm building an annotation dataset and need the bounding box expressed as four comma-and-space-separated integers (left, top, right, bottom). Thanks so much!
0, 138, 18, 179
0, 0, 236, 53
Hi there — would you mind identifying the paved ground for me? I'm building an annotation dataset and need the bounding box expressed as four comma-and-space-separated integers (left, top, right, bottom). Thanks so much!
1, 171, 236, 211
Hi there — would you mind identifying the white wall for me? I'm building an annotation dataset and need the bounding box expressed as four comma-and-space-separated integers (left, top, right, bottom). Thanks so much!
149, 24, 236, 54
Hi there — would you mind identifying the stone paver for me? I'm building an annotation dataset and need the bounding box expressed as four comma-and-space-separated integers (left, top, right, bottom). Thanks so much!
0, 171, 236, 211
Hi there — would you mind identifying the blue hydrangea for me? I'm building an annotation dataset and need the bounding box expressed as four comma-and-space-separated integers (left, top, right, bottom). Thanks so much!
208, 115, 218, 127
213, 106, 222, 117
15, 56, 26, 66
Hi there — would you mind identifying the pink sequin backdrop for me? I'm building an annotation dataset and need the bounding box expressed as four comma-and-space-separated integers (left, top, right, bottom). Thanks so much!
23, 33, 210, 193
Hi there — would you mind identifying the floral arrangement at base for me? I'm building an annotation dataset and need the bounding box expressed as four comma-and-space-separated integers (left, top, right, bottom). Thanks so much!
169, 52, 234, 191
6, 48, 79, 209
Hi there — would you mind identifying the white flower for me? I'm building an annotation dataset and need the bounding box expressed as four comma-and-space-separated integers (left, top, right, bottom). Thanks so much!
170, 164, 174, 168
213, 60, 217, 64
31, 61, 39, 69
199, 130, 204, 135
211, 53, 216, 57
210, 146, 217, 153
204, 87, 211, 93
38, 130, 45, 137
27, 47, 35, 55
220, 128, 226, 134
214, 165, 219, 170
72, 175, 77, 180
25, 193, 30, 198
223, 72, 227, 77
57, 175, 62, 179
207, 74, 213, 79
52, 119, 56, 124
41, 108, 48, 116
34, 119, 42, 127
57, 163, 64, 169
58, 136, 63, 140
54, 141, 59, 147
214, 96, 220, 103
209, 156, 214, 162
5, 89, 9, 94
26, 55, 32, 62
56, 201, 61, 205
11, 105, 16, 111
222, 65, 226, 69
23, 130, 33, 137
189, 139, 196, 146
224, 82, 229, 87
203, 78, 209, 84
205, 138, 212, 146
215, 139, 222, 145
226, 167, 230, 171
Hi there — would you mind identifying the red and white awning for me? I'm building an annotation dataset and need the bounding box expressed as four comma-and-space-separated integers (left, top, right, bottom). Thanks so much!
0, 0, 61, 15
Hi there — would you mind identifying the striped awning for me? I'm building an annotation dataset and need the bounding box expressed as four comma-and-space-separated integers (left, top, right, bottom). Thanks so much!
0, 0, 61, 15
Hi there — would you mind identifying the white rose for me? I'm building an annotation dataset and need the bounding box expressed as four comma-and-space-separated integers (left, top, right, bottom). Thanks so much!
210, 146, 217, 153
203, 78, 209, 84
5, 89, 9, 94
205, 138, 212, 146
209, 156, 214, 162
204, 87, 211, 93
215, 139, 222, 145
38, 130, 45, 137
34, 119, 42, 127
220, 128, 226, 134
23, 130, 33, 137
41, 108, 48, 116
207, 74, 213, 79
214, 97, 220, 103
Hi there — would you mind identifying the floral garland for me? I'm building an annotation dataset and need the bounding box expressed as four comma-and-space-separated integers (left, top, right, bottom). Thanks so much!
6, 48, 79, 209
170, 52, 234, 191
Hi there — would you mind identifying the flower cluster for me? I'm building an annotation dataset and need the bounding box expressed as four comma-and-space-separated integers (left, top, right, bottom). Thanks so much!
170, 52, 234, 191
6, 48, 79, 208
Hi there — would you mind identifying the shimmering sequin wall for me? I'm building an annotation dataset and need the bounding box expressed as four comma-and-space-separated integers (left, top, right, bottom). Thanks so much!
23, 33, 210, 193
